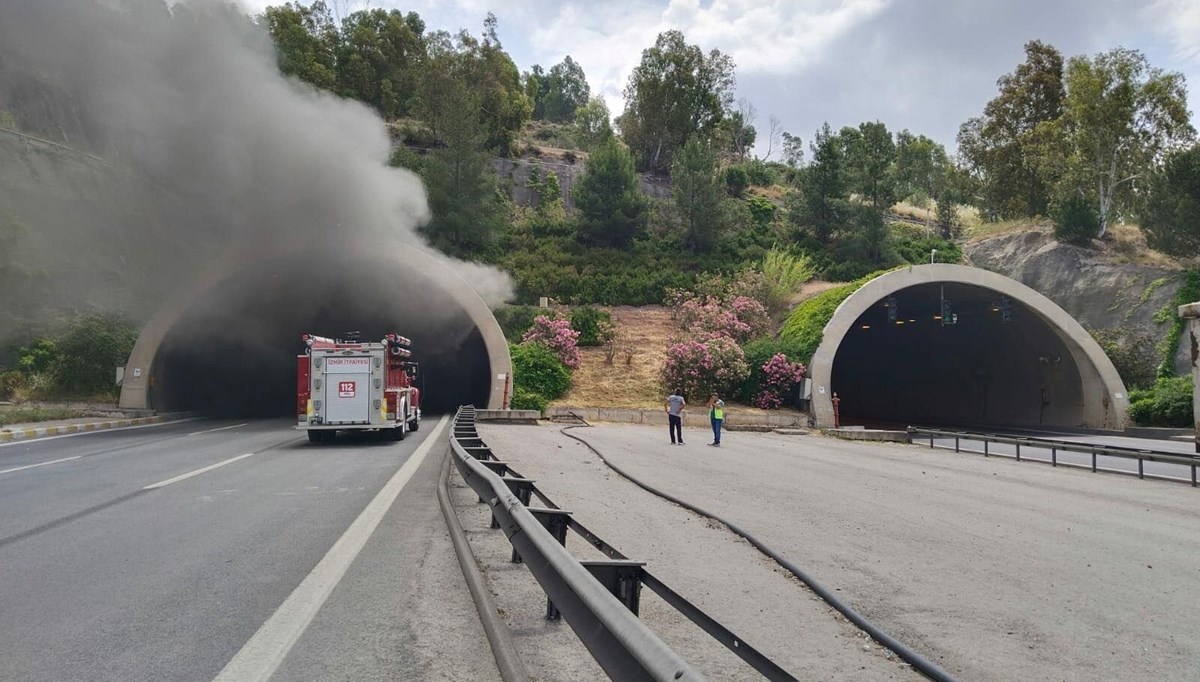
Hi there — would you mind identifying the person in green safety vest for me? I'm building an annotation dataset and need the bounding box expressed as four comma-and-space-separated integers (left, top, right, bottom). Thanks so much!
706, 393, 724, 447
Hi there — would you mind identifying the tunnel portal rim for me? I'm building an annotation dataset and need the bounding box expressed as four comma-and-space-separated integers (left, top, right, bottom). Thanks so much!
118, 243, 512, 412
808, 264, 1129, 430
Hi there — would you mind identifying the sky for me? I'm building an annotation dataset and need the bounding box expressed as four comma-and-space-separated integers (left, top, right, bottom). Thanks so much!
237, 0, 1200, 156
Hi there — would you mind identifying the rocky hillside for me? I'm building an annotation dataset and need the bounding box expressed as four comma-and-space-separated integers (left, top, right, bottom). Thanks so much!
964, 229, 1188, 372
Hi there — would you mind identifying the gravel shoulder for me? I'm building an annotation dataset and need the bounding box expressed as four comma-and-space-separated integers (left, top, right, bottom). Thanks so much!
467, 423, 923, 681
485, 423, 1200, 682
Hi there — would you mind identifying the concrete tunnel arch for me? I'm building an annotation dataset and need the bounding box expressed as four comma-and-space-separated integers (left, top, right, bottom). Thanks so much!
119, 240, 511, 416
809, 264, 1129, 430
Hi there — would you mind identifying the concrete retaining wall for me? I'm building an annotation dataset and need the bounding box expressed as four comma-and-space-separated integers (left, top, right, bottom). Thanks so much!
547, 406, 806, 428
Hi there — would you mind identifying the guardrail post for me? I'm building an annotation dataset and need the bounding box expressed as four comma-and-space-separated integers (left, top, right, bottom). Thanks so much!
929, 433, 934, 448
492, 477, 535, 528
1138, 458, 1144, 479
983, 440, 989, 457
1015, 442, 1020, 459
546, 560, 648, 620
514, 508, 572, 564
1092, 451, 1097, 473
955, 436, 959, 453
1192, 461, 1197, 487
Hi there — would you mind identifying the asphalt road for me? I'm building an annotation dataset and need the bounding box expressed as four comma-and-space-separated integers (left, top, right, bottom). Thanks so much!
0, 417, 499, 682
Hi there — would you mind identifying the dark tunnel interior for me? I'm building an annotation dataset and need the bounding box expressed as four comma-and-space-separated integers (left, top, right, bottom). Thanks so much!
831, 282, 1087, 428
152, 253, 492, 417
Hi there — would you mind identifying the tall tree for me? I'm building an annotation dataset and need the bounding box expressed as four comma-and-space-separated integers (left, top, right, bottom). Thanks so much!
619, 30, 735, 174
262, 1, 339, 90
573, 138, 648, 248
573, 96, 613, 150
335, 8, 425, 118
671, 137, 724, 252
719, 100, 757, 161
541, 56, 590, 122
893, 130, 951, 205
841, 121, 896, 210
1056, 48, 1194, 237
789, 123, 845, 244
957, 40, 1066, 219
1140, 144, 1200, 256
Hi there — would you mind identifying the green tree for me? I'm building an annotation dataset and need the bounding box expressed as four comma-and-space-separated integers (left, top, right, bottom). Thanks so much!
1140, 144, 1200, 256
780, 132, 804, 168
1056, 48, 1194, 238
335, 8, 426, 117
619, 30, 736, 174
262, 1, 339, 90
1053, 194, 1099, 246
573, 96, 613, 150
719, 103, 757, 161
789, 123, 846, 244
573, 137, 648, 248
893, 130, 950, 205
957, 40, 1066, 219
541, 56, 590, 122
52, 314, 137, 397
841, 121, 896, 210
414, 69, 502, 255
672, 137, 724, 253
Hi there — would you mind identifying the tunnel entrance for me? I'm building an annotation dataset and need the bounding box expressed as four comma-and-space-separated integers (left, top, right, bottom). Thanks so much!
831, 282, 1089, 428
149, 253, 493, 417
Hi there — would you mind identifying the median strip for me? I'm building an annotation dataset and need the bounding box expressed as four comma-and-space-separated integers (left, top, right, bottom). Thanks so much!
143, 452, 257, 489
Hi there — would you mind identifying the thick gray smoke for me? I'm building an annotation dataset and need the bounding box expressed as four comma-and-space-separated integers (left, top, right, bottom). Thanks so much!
0, 0, 512, 321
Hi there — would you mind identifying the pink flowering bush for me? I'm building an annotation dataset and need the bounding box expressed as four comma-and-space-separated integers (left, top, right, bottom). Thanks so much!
521, 315, 581, 369
752, 353, 806, 409
661, 334, 750, 400
678, 295, 770, 343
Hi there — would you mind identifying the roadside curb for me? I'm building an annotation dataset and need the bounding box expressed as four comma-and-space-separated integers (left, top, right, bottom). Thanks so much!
0, 415, 168, 443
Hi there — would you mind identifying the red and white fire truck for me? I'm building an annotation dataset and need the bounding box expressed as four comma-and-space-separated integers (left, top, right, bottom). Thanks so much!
297, 332, 421, 443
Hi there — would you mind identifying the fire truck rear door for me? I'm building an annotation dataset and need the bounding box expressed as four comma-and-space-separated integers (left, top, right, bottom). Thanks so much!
323, 355, 371, 424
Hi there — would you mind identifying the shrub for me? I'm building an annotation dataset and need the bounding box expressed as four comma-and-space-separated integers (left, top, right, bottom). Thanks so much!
1054, 195, 1099, 246
0, 370, 25, 401
678, 295, 770, 343
521, 315, 582, 369
510, 342, 571, 401
752, 353, 806, 409
494, 305, 541, 342
736, 336, 806, 402
821, 260, 879, 282
891, 232, 962, 266
760, 247, 815, 315
47, 314, 137, 397
569, 306, 613, 346
725, 165, 749, 198
745, 195, 777, 227
661, 335, 750, 400
1127, 376, 1192, 427
510, 386, 548, 413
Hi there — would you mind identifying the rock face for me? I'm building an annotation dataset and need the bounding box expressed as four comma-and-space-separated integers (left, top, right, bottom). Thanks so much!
493, 157, 672, 211
964, 229, 1187, 373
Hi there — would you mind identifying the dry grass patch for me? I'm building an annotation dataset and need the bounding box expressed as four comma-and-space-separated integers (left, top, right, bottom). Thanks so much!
551, 306, 676, 410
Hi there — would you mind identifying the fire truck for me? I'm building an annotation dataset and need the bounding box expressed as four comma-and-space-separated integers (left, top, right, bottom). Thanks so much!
297, 332, 421, 443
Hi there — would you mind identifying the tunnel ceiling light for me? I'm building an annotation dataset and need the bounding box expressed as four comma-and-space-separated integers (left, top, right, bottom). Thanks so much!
895, 320, 905, 325
933, 315, 942, 320
861, 324, 871, 330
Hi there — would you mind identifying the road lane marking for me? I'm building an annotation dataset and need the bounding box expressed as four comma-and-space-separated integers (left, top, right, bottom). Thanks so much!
143, 453, 257, 489
0, 418, 199, 449
189, 422, 249, 437
0, 456, 83, 475
212, 415, 450, 682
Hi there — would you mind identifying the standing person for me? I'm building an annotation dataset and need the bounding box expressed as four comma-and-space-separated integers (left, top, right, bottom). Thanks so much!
707, 393, 725, 447
665, 389, 686, 445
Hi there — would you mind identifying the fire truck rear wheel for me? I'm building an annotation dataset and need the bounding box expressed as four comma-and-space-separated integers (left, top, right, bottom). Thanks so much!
308, 430, 321, 444
390, 424, 405, 441
409, 417, 419, 432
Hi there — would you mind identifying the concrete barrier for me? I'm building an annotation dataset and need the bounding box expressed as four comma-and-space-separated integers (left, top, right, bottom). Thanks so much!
828, 428, 909, 443
547, 406, 806, 429
475, 409, 541, 424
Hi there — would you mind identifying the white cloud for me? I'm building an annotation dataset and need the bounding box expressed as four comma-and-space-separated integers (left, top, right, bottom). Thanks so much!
1148, 0, 1200, 65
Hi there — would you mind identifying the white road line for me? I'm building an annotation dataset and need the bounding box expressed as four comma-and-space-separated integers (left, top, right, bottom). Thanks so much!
143, 453, 257, 490
0, 456, 83, 475
212, 415, 450, 682
0, 418, 199, 449
189, 422, 249, 437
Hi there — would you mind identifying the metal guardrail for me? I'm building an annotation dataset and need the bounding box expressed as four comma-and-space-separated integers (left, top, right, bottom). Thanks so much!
907, 426, 1200, 487
450, 407, 703, 682
451, 406, 802, 681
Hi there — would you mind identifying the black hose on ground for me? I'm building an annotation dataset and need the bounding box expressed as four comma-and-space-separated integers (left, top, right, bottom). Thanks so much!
436, 445, 530, 682
559, 424, 960, 682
